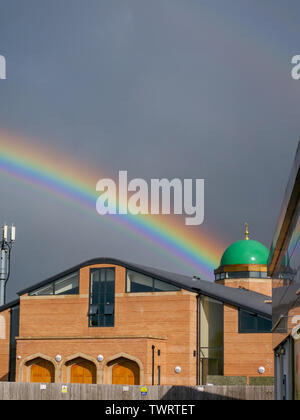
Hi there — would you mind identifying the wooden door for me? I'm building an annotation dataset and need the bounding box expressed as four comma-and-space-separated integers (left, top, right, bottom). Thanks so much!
112, 360, 139, 385
71, 360, 96, 384
30, 360, 54, 383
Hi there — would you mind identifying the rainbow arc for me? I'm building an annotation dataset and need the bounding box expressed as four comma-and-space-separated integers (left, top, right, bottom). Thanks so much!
0, 132, 225, 279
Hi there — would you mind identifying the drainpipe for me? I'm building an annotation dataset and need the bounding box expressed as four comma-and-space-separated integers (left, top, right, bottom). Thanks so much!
152, 345, 155, 385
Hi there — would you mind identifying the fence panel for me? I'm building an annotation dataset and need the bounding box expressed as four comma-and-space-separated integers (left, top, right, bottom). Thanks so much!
0, 383, 274, 400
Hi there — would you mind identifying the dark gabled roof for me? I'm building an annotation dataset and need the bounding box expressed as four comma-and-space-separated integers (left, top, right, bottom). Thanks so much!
132, 263, 271, 318
17, 257, 271, 318
0, 298, 20, 313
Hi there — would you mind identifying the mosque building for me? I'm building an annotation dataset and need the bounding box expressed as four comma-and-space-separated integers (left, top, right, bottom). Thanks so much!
0, 226, 273, 386
214, 224, 272, 296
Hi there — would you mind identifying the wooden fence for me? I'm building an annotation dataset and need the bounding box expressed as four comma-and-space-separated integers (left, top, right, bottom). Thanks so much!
0, 383, 274, 400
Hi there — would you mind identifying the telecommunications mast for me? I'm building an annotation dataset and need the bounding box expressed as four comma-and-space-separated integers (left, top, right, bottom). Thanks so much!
0, 225, 15, 306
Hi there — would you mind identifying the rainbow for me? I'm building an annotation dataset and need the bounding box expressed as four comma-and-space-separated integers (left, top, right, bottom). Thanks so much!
0, 131, 226, 279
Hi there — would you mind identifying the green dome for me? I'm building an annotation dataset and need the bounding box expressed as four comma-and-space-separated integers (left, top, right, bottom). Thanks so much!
220, 239, 269, 266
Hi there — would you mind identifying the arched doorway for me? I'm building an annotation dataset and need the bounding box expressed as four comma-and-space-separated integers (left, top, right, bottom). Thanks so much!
29, 358, 55, 383
109, 357, 140, 385
68, 358, 96, 384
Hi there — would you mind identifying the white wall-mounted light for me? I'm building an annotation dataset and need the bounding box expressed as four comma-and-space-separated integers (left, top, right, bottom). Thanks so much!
258, 366, 265, 374
17, 355, 21, 360
55, 355, 62, 362
97, 354, 104, 362
175, 366, 181, 374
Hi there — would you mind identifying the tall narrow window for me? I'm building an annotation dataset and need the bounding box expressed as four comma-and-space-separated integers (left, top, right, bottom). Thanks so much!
199, 295, 224, 385
157, 366, 161, 385
89, 268, 115, 327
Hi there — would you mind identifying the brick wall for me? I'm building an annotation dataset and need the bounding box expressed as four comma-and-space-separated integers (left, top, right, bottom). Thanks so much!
16, 264, 198, 386
223, 304, 273, 382
0, 309, 10, 381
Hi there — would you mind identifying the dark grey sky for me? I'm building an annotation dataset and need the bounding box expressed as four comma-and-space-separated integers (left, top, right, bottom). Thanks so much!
0, 0, 299, 301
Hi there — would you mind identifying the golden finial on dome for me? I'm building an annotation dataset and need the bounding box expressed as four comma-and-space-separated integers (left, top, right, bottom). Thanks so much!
245, 223, 249, 240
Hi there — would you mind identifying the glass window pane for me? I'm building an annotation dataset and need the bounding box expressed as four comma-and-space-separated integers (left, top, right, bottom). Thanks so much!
104, 314, 114, 327
239, 310, 272, 333
104, 303, 114, 315
127, 270, 153, 292
257, 316, 272, 332
199, 296, 224, 384
228, 271, 256, 279
239, 310, 257, 332
90, 270, 100, 305
249, 271, 260, 278
105, 268, 115, 302
227, 271, 242, 279
260, 272, 268, 278
89, 268, 115, 327
54, 272, 79, 295
154, 279, 180, 292
29, 283, 54, 296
